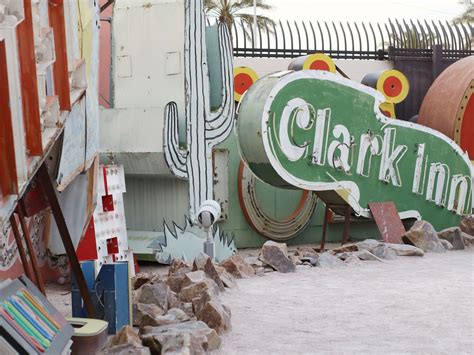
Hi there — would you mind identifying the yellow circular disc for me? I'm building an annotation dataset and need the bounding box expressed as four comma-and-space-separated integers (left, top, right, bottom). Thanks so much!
379, 101, 396, 119
302, 53, 336, 73
233, 66, 259, 102
376, 69, 409, 104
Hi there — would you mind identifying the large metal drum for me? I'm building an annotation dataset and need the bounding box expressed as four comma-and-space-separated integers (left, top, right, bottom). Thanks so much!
418, 56, 474, 160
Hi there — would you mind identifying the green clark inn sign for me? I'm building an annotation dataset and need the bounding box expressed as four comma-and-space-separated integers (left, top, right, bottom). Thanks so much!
237, 70, 474, 230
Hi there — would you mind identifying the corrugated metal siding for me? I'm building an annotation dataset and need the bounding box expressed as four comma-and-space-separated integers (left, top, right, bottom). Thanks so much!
123, 176, 189, 232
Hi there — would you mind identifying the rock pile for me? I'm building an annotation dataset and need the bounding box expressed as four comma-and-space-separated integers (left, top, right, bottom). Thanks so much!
103, 252, 238, 354
101, 215, 474, 353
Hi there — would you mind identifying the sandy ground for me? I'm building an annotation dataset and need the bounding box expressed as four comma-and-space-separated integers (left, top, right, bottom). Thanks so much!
45, 248, 474, 354
217, 249, 474, 355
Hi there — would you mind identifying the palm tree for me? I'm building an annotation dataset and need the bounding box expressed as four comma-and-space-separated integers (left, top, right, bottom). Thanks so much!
454, 2, 473, 23
204, 0, 275, 39
453, 3, 473, 45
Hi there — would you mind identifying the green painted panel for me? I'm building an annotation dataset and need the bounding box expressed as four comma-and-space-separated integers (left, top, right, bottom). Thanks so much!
206, 25, 223, 110
237, 70, 474, 231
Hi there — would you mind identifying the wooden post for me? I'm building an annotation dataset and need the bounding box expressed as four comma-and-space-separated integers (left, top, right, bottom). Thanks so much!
9, 215, 32, 280
17, 0, 43, 155
37, 163, 96, 318
48, 0, 71, 111
0, 40, 18, 197
319, 205, 330, 252
16, 206, 46, 295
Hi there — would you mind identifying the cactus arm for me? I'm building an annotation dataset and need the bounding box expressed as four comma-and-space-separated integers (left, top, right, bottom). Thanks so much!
163, 102, 188, 179
206, 22, 235, 144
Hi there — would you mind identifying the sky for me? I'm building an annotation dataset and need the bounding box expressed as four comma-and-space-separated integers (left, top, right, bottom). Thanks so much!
259, 0, 469, 22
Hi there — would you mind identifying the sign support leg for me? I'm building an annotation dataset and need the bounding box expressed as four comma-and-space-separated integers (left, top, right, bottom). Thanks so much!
37, 162, 96, 318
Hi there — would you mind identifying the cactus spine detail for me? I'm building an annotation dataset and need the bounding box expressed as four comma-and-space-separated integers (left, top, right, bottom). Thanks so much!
163, 0, 234, 220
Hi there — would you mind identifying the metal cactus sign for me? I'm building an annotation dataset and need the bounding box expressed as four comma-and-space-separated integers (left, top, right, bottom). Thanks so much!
237, 70, 473, 230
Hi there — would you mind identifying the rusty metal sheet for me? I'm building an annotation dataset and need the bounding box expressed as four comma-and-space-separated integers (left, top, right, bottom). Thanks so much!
368, 202, 405, 244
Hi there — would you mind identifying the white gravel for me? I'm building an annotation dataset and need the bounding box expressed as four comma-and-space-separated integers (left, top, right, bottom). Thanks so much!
217, 249, 474, 354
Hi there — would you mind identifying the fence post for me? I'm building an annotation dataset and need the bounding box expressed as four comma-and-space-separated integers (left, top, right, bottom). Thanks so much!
432, 44, 443, 79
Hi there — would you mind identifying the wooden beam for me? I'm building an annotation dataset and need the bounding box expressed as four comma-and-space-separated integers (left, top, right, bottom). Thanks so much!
17, 0, 43, 156
37, 163, 96, 318
49, 0, 71, 111
0, 40, 18, 197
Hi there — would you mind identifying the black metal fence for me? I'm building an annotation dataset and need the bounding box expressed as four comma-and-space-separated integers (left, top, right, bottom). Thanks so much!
207, 17, 473, 60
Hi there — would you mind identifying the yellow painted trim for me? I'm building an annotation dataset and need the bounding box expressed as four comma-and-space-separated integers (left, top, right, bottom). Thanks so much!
302, 53, 336, 73
377, 69, 409, 104
234, 66, 259, 102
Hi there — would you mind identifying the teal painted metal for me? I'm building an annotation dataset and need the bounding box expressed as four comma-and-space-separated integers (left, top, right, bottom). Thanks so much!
206, 26, 223, 111
237, 70, 473, 230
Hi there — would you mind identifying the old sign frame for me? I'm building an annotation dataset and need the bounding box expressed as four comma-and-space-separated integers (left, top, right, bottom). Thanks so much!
237, 70, 474, 230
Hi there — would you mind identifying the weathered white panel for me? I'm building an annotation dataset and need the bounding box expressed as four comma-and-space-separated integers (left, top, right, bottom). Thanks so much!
85, 0, 100, 169
100, 107, 164, 153
112, 0, 185, 109
56, 98, 86, 190
48, 173, 89, 255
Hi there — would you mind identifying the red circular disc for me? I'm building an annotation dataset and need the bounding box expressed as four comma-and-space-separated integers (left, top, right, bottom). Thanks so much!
460, 94, 474, 159
382, 110, 392, 117
234, 73, 254, 95
309, 60, 330, 71
383, 76, 403, 97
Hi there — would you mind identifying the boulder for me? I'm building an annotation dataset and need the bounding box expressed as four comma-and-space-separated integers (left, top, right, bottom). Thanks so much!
440, 239, 453, 251
166, 273, 187, 294
459, 215, 474, 236
197, 299, 232, 334
355, 250, 383, 262
142, 331, 204, 355
132, 272, 154, 290
107, 325, 142, 348
299, 255, 318, 266
329, 244, 359, 254
289, 253, 303, 266
179, 271, 219, 302
220, 255, 255, 278
355, 239, 381, 252
462, 233, 474, 248
244, 255, 263, 268
173, 301, 195, 318
438, 227, 465, 250
254, 267, 265, 276
214, 266, 237, 288
192, 253, 225, 291
372, 244, 398, 260
295, 246, 318, 257
403, 220, 446, 253
344, 254, 363, 266
133, 303, 165, 327
140, 321, 221, 353
169, 258, 192, 276
317, 252, 344, 267
384, 243, 424, 256
452, 229, 469, 250
140, 308, 191, 328
259, 241, 296, 273
100, 344, 151, 355
138, 281, 174, 310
